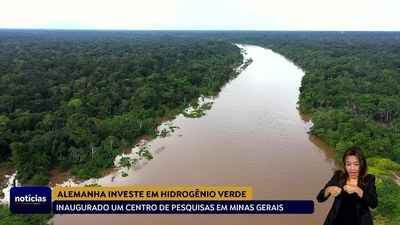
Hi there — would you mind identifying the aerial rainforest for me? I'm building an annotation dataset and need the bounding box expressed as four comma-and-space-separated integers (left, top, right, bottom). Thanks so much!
227, 31, 400, 224
1, 30, 400, 224
0, 30, 243, 183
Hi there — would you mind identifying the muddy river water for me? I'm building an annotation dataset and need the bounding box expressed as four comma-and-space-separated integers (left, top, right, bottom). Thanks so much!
54, 45, 337, 225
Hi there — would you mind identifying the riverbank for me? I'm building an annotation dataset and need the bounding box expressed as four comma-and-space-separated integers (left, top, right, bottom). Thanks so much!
52, 45, 337, 225
260, 36, 400, 224
0, 167, 14, 191
2, 45, 338, 225
0, 45, 249, 204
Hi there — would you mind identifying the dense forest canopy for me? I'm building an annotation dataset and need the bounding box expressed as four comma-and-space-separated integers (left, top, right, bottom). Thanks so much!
199, 31, 400, 163
2, 30, 400, 179
265, 32, 400, 163
1, 30, 400, 166
0, 30, 242, 183
206, 31, 400, 224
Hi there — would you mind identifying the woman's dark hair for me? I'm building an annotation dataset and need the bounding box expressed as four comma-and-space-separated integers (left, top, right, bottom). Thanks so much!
339, 147, 368, 185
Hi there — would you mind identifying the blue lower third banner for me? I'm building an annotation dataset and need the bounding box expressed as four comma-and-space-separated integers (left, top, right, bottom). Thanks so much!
53, 200, 314, 214
10, 187, 52, 214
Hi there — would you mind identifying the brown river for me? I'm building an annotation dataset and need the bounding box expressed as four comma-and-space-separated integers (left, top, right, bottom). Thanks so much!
54, 45, 337, 225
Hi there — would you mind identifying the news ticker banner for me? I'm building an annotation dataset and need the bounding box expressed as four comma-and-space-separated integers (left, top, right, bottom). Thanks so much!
10, 186, 314, 214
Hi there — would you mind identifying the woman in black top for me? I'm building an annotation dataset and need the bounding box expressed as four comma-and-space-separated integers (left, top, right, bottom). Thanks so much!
317, 147, 378, 225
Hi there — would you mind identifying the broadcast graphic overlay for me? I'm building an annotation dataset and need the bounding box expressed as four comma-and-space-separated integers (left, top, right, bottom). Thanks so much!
10, 187, 52, 214
10, 186, 314, 214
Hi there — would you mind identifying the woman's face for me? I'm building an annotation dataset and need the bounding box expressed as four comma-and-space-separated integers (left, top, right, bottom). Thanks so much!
345, 155, 360, 179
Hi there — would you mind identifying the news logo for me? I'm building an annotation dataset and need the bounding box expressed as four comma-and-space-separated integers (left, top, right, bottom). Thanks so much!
10, 187, 52, 214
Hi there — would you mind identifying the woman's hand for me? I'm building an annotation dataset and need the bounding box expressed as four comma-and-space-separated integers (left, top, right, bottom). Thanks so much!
325, 186, 342, 197
344, 184, 363, 198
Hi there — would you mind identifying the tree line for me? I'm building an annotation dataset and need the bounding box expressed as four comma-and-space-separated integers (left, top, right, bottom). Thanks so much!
190, 31, 400, 224
0, 30, 242, 183
198, 30, 400, 164
264, 31, 400, 164
240, 31, 400, 225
